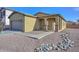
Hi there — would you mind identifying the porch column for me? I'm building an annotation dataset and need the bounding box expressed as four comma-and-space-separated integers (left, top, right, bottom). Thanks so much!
55, 17, 59, 32
44, 18, 48, 31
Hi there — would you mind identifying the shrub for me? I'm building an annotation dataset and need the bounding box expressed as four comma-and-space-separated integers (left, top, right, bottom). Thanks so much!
0, 22, 3, 32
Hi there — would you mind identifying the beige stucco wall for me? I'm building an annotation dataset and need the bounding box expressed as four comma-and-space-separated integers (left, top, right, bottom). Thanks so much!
24, 16, 37, 32
59, 18, 66, 32
62, 19, 66, 30
57, 16, 66, 32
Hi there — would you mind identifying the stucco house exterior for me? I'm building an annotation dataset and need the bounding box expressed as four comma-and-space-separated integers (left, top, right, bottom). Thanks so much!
9, 11, 66, 32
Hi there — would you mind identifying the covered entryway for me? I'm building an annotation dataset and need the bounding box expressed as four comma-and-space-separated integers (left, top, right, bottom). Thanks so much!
11, 20, 23, 31
39, 18, 57, 32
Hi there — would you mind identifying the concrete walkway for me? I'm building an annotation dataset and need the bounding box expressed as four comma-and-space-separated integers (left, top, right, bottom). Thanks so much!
24, 32, 53, 39
0, 31, 53, 39
15, 31, 53, 39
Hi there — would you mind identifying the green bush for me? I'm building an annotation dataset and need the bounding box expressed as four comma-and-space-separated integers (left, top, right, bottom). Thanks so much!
0, 22, 3, 32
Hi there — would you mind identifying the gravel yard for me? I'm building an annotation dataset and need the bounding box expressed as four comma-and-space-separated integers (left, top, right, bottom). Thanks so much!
0, 29, 79, 52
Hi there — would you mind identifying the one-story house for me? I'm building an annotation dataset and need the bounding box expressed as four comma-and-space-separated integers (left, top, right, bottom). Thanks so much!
9, 11, 66, 32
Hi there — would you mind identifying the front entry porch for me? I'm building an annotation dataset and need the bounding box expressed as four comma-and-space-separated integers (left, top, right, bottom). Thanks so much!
39, 18, 58, 32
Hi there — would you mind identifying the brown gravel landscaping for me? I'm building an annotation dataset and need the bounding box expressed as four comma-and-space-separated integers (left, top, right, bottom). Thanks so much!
0, 29, 79, 52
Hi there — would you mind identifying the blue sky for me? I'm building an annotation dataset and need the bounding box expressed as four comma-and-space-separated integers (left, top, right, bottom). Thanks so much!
8, 7, 79, 22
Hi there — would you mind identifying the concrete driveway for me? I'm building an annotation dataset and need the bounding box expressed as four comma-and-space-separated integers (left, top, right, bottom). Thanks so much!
0, 29, 79, 52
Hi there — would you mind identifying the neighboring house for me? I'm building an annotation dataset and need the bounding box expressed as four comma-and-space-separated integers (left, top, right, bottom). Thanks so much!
9, 11, 66, 32
0, 8, 13, 30
4, 9, 13, 29
67, 21, 79, 28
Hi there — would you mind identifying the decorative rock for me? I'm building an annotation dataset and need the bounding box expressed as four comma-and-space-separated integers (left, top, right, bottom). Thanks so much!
34, 32, 74, 52
57, 32, 74, 51
34, 43, 55, 52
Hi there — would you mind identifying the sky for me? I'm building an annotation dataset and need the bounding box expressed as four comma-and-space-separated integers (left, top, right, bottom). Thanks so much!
8, 7, 79, 22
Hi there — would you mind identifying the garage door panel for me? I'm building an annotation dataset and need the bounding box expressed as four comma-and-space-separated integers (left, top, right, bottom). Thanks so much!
12, 21, 22, 31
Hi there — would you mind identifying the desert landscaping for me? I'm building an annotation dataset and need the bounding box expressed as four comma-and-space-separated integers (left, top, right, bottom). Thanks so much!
0, 28, 79, 52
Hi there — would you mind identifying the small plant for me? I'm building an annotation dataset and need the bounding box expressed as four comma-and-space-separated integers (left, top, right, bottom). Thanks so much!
0, 22, 4, 32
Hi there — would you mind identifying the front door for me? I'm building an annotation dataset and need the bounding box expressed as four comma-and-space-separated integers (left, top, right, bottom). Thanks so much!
48, 19, 53, 31
48, 19, 56, 31
55, 25, 58, 32
39, 19, 45, 30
